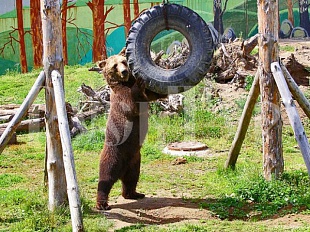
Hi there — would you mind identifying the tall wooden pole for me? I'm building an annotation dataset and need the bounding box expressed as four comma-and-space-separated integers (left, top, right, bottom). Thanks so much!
41, 0, 67, 209
225, 71, 260, 168
52, 70, 84, 232
257, 0, 283, 180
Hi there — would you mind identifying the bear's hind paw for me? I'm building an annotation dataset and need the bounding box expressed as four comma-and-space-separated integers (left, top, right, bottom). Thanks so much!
96, 201, 112, 210
123, 192, 145, 200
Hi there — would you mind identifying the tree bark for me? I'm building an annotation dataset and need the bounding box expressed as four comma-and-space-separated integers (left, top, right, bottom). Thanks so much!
30, 0, 43, 68
16, 0, 28, 73
257, 0, 283, 180
123, 0, 131, 36
41, 0, 67, 210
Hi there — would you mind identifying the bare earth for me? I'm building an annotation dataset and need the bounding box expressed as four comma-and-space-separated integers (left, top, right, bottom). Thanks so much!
96, 40, 310, 231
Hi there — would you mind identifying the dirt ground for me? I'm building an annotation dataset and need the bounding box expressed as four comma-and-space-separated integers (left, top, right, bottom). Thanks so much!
96, 39, 310, 231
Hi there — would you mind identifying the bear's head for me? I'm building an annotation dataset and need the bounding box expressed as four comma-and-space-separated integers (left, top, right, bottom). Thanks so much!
98, 54, 130, 84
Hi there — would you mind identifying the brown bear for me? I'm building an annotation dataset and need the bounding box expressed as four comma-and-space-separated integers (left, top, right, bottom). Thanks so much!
96, 50, 166, 210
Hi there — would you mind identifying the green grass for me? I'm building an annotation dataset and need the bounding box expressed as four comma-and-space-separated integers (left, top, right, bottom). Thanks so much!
1, 65, 310, 231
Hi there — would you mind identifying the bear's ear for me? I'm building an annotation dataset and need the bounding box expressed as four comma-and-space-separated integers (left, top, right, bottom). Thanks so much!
97, 60, 106, 69
118, 47, 126, 56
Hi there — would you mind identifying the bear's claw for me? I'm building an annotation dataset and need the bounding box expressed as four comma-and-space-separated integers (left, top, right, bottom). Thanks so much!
96, 201, 112, 210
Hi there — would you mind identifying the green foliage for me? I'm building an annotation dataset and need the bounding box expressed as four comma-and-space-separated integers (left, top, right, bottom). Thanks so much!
202, 170, 310, 220
244, 75, 254, 91
72, 129, 105, 152
280, 45, 295, 52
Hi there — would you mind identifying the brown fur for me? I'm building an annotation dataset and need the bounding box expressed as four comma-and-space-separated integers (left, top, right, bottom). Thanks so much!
96, 51, 166, 210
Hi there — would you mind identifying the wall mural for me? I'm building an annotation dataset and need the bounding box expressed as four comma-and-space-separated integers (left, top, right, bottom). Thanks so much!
0, 0, 307, 75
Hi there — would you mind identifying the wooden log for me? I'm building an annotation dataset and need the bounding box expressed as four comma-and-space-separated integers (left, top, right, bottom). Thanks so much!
271, 62, 310, 175
0, 115, 13, 123
76, 108, 106, 122
0, 118, 45, 132
258, 0, 283, 180
0, 109, 18, 116
0, 128, 17, 144
41, 0, 67, 212
281, 64, 310, 119
225, 70, 260, 168
0, 71, 45, 154
0, 104, 45, 118
241, 33, 259, 57
52, 70, 84, 231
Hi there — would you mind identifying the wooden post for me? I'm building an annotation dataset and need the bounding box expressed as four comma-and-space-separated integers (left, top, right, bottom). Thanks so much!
225, 71, 260, 168
52, 70, 84, 232
281, 65, 310, 119
0, 71, 45, 154
258, 0, 283, 180
271, 62, 310, 175
41, 0, 67, 209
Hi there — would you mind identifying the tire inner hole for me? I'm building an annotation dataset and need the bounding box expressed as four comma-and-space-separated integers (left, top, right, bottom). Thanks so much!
150, 30, 189, 69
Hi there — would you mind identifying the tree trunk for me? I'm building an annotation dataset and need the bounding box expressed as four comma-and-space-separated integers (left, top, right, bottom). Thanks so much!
133, 0, 140, 18
213, 0, 224, 35
123, 0, 131, 36
30, 0, 43, 68
41, 0, 67, 210
257, 0, 283, 180
287, 0, 295, 26
299, 0, 310, 35
87, 0, 107, 62
62, 0, 68, 65
16, 0, 28, 73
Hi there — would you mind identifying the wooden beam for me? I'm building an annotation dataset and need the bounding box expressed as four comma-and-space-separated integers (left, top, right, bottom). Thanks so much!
271, 62, 310, 175
41, 0, 67, 211
257, 0, 283, 180
225, 71, 260, 168
52, 70, 84, 232
0, 71, 45, 154
281, 64, 310, 119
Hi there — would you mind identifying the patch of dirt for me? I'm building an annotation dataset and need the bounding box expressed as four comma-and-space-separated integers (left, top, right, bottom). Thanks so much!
96, 39, 310, 231
99, 194, 210, 230
96, 191, 310, 231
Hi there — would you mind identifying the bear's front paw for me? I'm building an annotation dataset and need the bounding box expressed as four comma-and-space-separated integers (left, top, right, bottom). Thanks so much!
135, 77, 146, 91
123, 192, 145, 200
96, 201, 112, 210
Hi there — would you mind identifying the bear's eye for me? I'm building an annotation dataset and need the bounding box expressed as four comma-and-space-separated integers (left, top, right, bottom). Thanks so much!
113, 64, 117, 69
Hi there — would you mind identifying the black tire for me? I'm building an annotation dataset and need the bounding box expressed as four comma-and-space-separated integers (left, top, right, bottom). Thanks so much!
126, 3, 214, 94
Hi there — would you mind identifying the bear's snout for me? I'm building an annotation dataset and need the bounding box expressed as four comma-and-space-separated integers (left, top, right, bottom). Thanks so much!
121, 69, 129, 79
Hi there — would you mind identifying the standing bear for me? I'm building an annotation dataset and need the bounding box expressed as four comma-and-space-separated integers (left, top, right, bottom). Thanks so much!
96, 49, 166, 210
